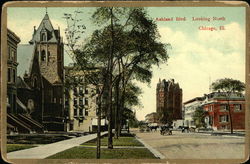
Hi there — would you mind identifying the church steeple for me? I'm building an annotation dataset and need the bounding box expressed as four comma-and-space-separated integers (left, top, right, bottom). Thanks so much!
29, 10, 58, 44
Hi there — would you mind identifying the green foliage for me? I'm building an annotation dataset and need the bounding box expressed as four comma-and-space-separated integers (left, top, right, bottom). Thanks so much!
46, 147, 157, 159
211, 78, 245, 94
158, 108, 173, 125
7, 144, 36, 153
192, 106, 207, 128
82, 136, 143, 147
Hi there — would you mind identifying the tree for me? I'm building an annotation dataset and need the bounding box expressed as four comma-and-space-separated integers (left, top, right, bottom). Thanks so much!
211, 78, 245, 134
192, 106, 207, 128
85, 7, 169, 147
63, 7, 169, 157
158, 109, 173, 126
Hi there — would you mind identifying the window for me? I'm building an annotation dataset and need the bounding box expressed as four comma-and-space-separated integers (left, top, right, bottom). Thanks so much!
41, 50, 46, 61
41, 33, 46, 41
74, 88, 78, 96
8, 68, 11, 82
11, 49, 15, 60
74, 98, 77, 105
47, 51, 50, 62
79, 87, 83, 95
13, 69, 16, 83
220, 105, 228, 111
79, 98, 83, 106
65, 98, 69, 105
33, 77, 37, 88
85, 98, 88, 106
234, 104, 242, 111
85, 109, 89, 116
219, 115, 229, 123
85, 88, 88, 94
14, 51, 17, 61
74, 108, 77, 116
8, 46, 11, 59
79, 108, 83, 115
209, 116, 213, 125
209, 105, 213, 111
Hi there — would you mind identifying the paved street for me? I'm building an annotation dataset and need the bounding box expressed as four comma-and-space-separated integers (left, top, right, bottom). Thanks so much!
133, 129, 245, 159
7, 132, 108, 159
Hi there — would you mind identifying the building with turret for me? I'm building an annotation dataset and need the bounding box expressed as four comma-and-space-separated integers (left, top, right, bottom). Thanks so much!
156, 79, 182, 124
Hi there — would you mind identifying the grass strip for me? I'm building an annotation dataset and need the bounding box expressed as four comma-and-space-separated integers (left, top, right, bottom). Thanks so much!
46, 147, 157, 159
7, 144, 37, 153
82, 136, 143, 147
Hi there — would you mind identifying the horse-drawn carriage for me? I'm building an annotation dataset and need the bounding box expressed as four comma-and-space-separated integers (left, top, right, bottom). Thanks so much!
160, 126, 172, 135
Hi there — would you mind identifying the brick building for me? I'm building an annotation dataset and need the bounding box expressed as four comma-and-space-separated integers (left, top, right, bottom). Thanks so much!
156, 79, 182, 124
7, 29, 20, 114
202, 92, 245, 130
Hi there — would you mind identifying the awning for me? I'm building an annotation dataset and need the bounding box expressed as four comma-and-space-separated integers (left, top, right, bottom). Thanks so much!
92, 118, 108, 126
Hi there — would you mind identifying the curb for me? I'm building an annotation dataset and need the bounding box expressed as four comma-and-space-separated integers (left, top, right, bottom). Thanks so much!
197, 132, 244, 138
135, 136, 165, 159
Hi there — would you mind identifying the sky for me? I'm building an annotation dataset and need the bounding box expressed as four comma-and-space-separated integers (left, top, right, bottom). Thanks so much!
7, 7, 246, 121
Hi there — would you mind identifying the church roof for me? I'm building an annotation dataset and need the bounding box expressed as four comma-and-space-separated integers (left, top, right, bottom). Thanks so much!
29, 13, 58, 43
17, 44, 36, 77
16, 76, 31, 89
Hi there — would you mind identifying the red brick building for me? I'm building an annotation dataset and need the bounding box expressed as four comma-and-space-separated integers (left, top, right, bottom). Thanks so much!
202, 92, 245, 130
156, 79, 182, 124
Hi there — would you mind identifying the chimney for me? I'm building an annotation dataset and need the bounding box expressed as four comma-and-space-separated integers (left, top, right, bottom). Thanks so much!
33, 26, 36, 36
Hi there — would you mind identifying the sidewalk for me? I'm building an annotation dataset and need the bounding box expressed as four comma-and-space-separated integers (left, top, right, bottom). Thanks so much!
7, 131, 108, 159
197, 131, 245, 137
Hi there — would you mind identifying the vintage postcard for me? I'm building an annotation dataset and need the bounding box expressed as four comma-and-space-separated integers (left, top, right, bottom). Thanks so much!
1, 1, 249, 163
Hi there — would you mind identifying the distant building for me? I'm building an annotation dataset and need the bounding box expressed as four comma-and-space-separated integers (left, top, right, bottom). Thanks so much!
64, 66, 102, 132
145, 112, 158, 125
202, 92, 245, 130
183, 97, 205, 128
156, 79, 182, 124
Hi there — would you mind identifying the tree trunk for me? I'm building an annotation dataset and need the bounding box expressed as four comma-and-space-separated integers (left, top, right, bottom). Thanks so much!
107, 7, 114, 149
227, 101, 233, 134
96, 95, 101, 158
114, 79, 119, 139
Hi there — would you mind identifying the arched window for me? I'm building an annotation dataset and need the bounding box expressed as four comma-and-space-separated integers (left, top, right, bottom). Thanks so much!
33, 77, 37, 88
47, 51, 50, 62
41, 33, 46, 41
41, 50, 46, 61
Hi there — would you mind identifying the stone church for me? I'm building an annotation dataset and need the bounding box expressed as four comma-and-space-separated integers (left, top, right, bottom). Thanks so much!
14, 12, 65, 131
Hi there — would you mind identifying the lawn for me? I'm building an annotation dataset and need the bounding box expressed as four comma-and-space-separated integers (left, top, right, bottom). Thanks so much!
46, 147, 157, 159
82, 135, 143, 147
7, 144, 37, 153
7, 134, 72, 144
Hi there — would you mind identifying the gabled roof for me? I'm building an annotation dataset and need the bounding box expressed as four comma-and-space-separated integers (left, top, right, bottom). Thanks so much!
29, 13, 58, 43
17, 44, 36, 77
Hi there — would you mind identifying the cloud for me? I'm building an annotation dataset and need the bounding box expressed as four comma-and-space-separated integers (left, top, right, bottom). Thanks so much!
197, 22, 245, 53
136, 22, 245, 120
8, 19, 41, 44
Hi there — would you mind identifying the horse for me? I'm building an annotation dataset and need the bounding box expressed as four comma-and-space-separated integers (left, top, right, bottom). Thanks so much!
149, 126, 158, 132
